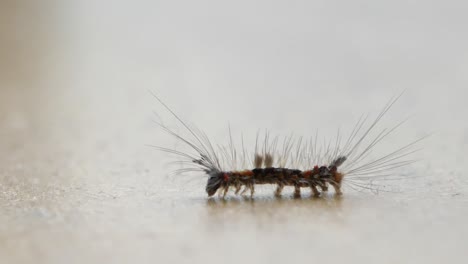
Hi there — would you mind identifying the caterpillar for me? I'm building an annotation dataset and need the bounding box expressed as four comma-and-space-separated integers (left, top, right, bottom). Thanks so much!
151, 92, 423, 198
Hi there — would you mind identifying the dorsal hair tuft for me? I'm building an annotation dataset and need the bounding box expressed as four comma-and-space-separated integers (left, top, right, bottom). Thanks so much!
254, 154, 263, 168
264, 153, 274, 168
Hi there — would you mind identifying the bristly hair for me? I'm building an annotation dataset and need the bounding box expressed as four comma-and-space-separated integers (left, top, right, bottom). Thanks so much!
149, 91, 426, 197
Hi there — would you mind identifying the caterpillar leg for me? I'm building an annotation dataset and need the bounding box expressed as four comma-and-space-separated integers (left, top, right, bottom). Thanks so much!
275, 183, 284, 197
320, 182, 329, 192
241, 183, 254, 197
234, 182, 242, 195
222, 186, 229, 198
250, 185, 255, 198
294, 185, 301, 198
311, 184, 320, 197
330, 182, 343, 195
240, 185, 249, 195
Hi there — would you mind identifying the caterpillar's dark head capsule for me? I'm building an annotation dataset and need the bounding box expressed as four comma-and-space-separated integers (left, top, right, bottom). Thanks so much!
205, 172, 223, 196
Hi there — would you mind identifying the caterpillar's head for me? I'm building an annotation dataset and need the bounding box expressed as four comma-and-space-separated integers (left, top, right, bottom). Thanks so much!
205, 171, 223, 196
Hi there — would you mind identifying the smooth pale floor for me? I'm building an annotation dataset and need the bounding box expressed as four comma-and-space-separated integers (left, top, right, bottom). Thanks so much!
1, 1, 467, 263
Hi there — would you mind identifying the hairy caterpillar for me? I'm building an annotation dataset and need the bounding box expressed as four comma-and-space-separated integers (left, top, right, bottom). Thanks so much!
151, 92, 423, 198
